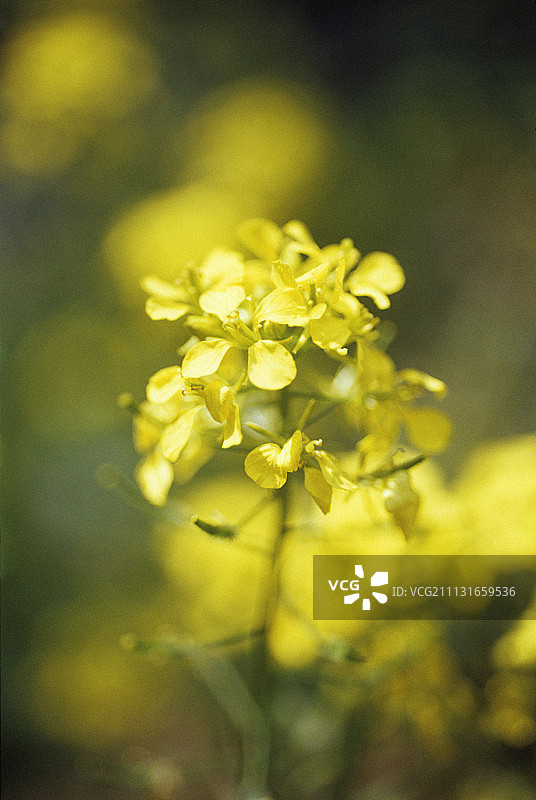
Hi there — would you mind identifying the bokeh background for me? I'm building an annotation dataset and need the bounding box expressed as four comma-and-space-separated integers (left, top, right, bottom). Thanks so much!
1, 1, 535, 798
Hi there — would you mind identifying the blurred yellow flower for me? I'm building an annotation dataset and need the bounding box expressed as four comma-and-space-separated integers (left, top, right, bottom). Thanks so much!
346, 339, 451, 463
135, 448, 175, 507
104, 183, 255, 303
0, 12, 158, 174
180, 80, 332, 210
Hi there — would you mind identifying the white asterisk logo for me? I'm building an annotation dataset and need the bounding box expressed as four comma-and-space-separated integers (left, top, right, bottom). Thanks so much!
344, 564, 389, 611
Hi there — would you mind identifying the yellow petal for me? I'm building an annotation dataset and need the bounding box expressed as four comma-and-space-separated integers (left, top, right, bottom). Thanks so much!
396, 369, 447, 398
222, 403, 242, 448
135, 450, 174, 506
271, 260, 296, 289
160, 407, 200, 462
332, 273, 362, 317
283, 220, 317, 247
199, 285, 246, 320
254, 287, 308, 326
276, 430, 303, 472
198, 248, 244, 289
312, 450, 358, 489
349, 252, 405, 294
146, 366, 182, 404
181, 338, 232, 378
247, 340, 296, 390
204, 379, 233, 423
140, 275, 188, 301
346, 281, 391, 310
145, 296, 190, 321
132, 413, 162, 453
382, 471, 420, 537
310, 302, 327, 320
295, 260, 333, 289
320, 240, 360, 271
244, 443, 287, 488
304, 467, 332, 514
402, 407, 452, 453
310, 313, 351, 350
357, 340, 395, 391
236, 218, 283, 262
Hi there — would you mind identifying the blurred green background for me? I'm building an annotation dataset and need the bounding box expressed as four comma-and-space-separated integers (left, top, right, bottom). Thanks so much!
1, 1, 535, 798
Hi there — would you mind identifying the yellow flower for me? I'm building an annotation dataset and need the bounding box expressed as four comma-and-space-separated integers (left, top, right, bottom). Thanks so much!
346, 340, 451, 461
142, 248, 245, 322
123, 216, 452, 519
203, 379, 242, 448
196, 248, 246, 321
144, 370, 243, 457
238, 217, 358, 299
309, 263, 378, 352
245, 430, 303, 488
235, 219, 391, 356
132, 399, 209, 505
140, 275, 192, 321
181, 326, 297, 391
131, 362, 246, 504
128, 384, 197, 505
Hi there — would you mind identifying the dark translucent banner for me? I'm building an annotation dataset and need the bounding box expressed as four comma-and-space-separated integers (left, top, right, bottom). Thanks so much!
313, 555, 536, 620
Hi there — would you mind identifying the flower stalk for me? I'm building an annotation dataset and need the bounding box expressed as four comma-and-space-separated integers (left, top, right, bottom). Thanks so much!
118, 216, 453, 796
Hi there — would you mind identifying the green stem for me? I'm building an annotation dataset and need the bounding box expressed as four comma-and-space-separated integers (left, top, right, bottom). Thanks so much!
297, 398, 316, 430
305, 402, 339, 428
189, 649, 270, 798
250, 388, 293, 791
237, 491, 277, 527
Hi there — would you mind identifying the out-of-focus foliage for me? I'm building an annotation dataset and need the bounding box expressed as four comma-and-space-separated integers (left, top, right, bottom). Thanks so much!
12, 435, 536, 798
104, 81, 334, 303
1, 0, 535, 798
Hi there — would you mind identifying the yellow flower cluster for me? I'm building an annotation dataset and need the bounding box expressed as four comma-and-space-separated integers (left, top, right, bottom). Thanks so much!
125, 218, 450, 522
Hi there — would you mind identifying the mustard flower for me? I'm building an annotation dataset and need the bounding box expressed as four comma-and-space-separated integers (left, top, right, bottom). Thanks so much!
142, 248, 245, 322
309, 263, 378, 352
122, 216, 451, 524
130, 365, 243, 504
181, 318, 297, 391
345, 340, 452, 462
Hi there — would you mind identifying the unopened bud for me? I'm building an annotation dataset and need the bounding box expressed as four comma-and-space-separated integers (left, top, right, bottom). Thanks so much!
190, 515, 237, 539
